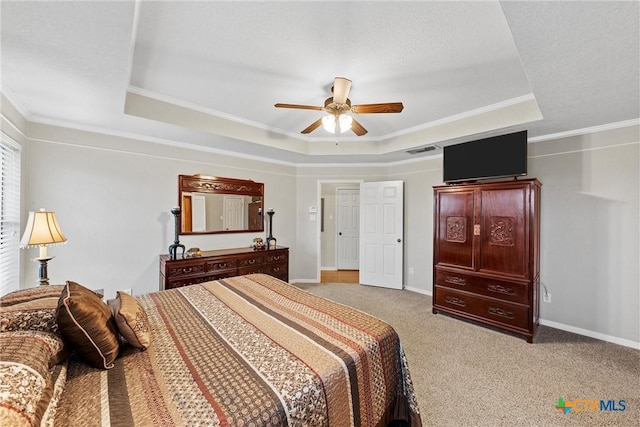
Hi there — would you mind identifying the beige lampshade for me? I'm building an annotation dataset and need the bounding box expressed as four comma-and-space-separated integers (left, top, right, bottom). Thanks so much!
20, 209, 67, 248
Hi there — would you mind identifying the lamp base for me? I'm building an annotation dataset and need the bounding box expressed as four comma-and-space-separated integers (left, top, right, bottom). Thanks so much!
33, 257, 54, 286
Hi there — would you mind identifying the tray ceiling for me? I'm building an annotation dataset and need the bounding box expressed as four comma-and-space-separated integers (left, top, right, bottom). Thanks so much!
1, 1, 638, 164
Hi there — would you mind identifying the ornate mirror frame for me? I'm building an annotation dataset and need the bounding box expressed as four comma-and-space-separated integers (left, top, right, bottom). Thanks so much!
178, 174, 264, 235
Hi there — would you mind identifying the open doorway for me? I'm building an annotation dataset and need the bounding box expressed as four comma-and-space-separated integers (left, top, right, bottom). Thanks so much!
318, 181, 361, 283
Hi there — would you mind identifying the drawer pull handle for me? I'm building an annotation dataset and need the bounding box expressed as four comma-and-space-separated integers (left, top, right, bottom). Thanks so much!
444, 295, 466, 307
488, 306, 515, 319
182, 267, 192, 274
487, 284, 514, 295
445, 276, 466, 285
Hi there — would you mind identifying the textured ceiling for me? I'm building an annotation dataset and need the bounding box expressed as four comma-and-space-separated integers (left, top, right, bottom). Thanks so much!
1, 1, 638, 165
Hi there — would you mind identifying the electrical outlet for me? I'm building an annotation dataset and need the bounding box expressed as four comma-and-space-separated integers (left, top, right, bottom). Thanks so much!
543, 293, 551, 303
409, 267, 414, 275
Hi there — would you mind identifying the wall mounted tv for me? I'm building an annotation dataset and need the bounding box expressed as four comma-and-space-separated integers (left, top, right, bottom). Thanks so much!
443, 130, 528, 183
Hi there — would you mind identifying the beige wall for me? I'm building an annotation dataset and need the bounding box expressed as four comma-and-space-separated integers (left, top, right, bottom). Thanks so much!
527, 126, 639, 345
20, 121, 296, 297
4, 94, 638, 346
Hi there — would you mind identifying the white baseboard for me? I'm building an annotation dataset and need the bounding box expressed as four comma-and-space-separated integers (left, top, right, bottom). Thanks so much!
320, 267, 337, 271
538, 319, 640, 350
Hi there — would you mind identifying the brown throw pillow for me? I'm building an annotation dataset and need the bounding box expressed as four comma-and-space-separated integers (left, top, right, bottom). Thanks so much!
56, 281, 120, 369
110, 291, 150, 350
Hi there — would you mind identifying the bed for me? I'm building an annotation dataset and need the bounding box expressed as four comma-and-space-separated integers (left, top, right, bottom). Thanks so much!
1, 274, 421, 426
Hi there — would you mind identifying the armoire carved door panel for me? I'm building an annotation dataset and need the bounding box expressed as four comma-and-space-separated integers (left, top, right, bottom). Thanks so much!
478, 187, 528, 277
435, 190, 475, 269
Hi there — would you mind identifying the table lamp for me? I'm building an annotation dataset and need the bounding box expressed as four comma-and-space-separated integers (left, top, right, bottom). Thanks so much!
20, 208, 67, 285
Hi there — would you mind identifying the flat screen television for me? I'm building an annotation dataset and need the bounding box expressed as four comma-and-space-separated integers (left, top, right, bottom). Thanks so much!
443, 130, 528, 183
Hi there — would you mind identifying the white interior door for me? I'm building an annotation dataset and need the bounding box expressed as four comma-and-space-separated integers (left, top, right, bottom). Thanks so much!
359, 181, 404, 289
191, 194, 206, 232
223, 196, 244, 230
337, 188, 359, 270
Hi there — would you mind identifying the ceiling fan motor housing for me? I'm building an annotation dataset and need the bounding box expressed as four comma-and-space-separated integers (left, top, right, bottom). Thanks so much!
324, 97, 352, 115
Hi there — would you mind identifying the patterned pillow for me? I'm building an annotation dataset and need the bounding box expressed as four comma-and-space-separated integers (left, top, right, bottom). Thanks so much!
0, 331, 68, 427
56, 281, 120, 370
0, 297, 60, 334
109, 291, 151, 350
0, 285, 65, 307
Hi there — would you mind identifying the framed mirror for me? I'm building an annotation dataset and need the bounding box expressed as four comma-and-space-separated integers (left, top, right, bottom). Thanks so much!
178, 174, 264, 234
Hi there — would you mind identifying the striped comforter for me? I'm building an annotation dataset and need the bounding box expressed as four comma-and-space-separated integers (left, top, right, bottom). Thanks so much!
55, 274, 422, 426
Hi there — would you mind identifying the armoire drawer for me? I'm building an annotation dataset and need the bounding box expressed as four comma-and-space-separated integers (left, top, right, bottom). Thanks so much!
435, 269, 529, 304
435, 287, 529, 330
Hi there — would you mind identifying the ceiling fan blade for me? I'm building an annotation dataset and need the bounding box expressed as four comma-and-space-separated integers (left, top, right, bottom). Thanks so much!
332, 77, 352, 105
275, 103, 324, 111
352, 102, 404, 114
351, 118, 368, 136
301, 118, 323, 134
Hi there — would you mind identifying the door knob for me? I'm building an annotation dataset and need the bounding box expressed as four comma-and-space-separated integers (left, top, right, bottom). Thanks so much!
339, 232, 342, 236
397, 238, 402, 243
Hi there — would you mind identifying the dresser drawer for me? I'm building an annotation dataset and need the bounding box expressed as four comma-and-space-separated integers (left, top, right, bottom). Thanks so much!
237, 254, 265, 267
205, 257, 236, 272
160, 247, 289, 291
435, 269, 528, 304
435, 287, 529, 330
166, 269, 237, 290
166, 259, 207, 278
238, 265, 269, 276
266, 262, 288, 281
265, 251, 288, 264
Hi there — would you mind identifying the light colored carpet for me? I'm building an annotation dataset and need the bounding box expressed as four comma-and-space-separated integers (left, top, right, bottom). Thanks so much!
295, 282, 639, 427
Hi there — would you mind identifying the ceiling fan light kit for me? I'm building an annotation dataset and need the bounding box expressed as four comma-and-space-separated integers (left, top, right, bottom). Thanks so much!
275, 77, 404, 136
322, 114, 352, 134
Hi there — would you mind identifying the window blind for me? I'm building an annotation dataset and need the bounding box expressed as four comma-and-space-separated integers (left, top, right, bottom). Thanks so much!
0, 132, 21, 296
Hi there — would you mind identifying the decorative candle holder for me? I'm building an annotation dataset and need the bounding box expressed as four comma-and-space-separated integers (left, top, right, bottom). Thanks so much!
266, 209, 277, 249
168, 206, 185, 260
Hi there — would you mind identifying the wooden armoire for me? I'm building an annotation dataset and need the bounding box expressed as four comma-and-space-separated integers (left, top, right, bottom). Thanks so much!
432, 178, 541, 342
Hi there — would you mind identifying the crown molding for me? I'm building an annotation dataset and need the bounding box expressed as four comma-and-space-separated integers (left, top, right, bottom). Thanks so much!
1, 81, 32, 120
528, 118, 640, 143
25, 116, 299, 167
4, 89, 637, 169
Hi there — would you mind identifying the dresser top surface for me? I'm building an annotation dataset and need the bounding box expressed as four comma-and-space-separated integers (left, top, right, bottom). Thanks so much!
161, 246, 288, 261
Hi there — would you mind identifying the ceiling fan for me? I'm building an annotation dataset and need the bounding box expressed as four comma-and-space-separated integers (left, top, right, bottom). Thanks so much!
274, 77, 404, 136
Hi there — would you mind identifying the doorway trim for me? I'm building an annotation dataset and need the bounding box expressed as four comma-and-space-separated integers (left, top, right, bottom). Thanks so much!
316, 179, 363, 283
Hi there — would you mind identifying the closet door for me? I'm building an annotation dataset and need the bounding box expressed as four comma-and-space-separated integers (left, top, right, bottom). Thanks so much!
434, 189, 476, 270
478, 186, 528, 278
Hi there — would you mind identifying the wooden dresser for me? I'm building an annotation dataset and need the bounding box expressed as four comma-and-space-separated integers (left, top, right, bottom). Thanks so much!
432, 179, 541, 342
160, 246, 289, 290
